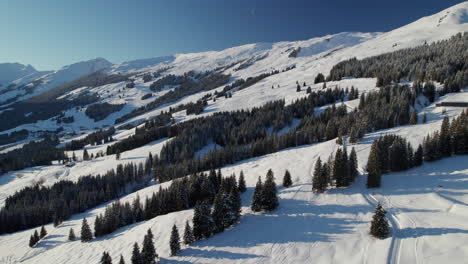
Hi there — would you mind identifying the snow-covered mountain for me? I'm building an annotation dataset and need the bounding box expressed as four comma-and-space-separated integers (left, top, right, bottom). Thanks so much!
0, 58, 112, 106
0, 2, 467, 264
0, 63, 38, 86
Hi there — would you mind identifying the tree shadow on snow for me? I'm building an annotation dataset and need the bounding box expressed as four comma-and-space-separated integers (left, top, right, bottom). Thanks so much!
396, 227, 468, 239
179, 248, 264, 260
188, 200, 366, 250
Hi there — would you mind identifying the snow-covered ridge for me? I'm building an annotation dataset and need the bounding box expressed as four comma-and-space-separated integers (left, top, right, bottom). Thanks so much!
0, 63, 37, 86
0, 58, 113, 105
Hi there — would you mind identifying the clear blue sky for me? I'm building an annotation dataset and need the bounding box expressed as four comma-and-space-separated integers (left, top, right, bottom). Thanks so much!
0, 0, 463, 70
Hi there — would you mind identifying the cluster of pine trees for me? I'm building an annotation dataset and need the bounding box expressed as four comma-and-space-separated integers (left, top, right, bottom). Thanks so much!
312, 147, 358, 192
0, 137, 66, 173
98, 228, 159, 264
328, 33, 467, 91
90, 170, 244, 240
0, 159, 150, 234
28, 226, 47, 247
367, 109, 468, 188
251, 169, 279, 212
64, 127, 115, 151
109, 85, 347, 159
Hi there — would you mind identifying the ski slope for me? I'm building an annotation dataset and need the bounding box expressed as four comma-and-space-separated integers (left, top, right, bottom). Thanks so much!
0, 87, 467, 263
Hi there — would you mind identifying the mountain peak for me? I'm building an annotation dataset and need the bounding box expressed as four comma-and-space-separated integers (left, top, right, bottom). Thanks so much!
0, 62, 38, 85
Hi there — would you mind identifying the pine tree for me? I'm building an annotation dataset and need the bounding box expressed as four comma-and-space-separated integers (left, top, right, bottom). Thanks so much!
226, 183, 241, 226
183, 221, 194, 245
212, 191, 229, 233
40, 226, 47, 239
141, 229, 157, 264
101, 251, 113, 264
439, 116, 451, 157
312, 158, 327, 193
422, 112, 427, 123
29, 234, 37, 247
83, 149, 90, 161
333, 148, 348, 187
296, 84, 301, 92
33, 230, 40, 244
251, 177, 263, 212
193, 201, 213, 240
367, 141, 382, 188
282, 170, 292, 188
80, 218, 93, 242
262, 169, 279, 211
414, 144, 423, 166
170, 224, 181, 256
131, 242, 142, 264
370, 203, 390, 239
119, 255, 126, 264
68, 228, 76, 241
348, 147, 358, 183
116, 150, 121, 160
238, 171, 246, 193
409, 111, 418, 125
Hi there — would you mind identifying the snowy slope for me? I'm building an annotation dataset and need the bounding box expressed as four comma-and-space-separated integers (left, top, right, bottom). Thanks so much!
0, 58, 113, 105
0, 2, 467, 264
0, 90, 466, 263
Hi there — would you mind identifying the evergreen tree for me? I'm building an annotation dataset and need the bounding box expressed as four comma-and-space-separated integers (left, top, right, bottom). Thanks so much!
40, 226, 47, 239
192, 201, 213, 240
409, 111, 418, 125
119, 255, 126, 264
212, 191, 229, 233
251, 177, 263, 212
422, 112, 427, 123
170, 224, 181, 256
312, 158, 327, 193
83, 149, 90, 161
131, 242, 142, 264
68, 228, 76, 241
80, 218, 93, 242
262, 169, 279, 211
367, 141, 382, 188
439, 116, 451, 157
238, 171, 246, 193
333, 148, 348, 187
29, 234, 37, 247
116, 150, 121, 160
226, 183, 241, 226
141, 229, 157, 264
307, 86, 312, 93
296, 84, 301, 92
314, 73, 325, 84
414, 144, 423, 166
33, 230, 40, 244
282, 170, 292, 188
183, 221, 194, 245
370, 203, 390, 239
348, 147, 359, 183
101, 251, 113, 264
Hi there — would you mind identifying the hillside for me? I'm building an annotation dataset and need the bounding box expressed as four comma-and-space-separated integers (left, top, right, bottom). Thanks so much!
0, 2, 467, 264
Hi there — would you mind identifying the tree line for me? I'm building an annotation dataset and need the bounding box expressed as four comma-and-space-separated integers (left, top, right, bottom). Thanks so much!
367, 109, 468, 188
0, 159, 150, 234
328, 33, 467, 92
